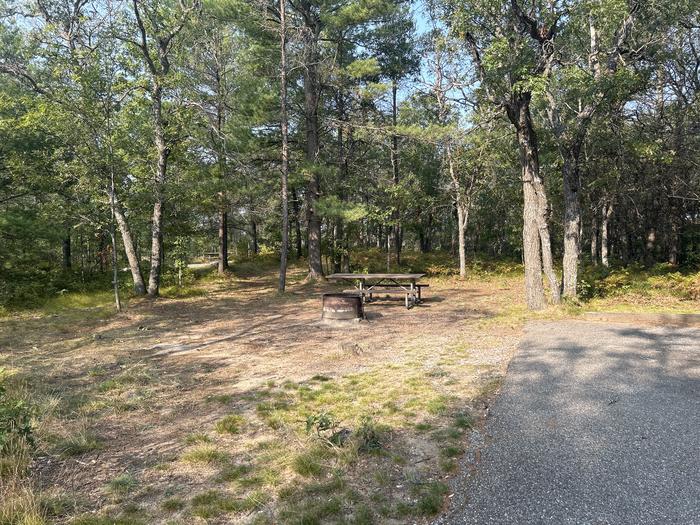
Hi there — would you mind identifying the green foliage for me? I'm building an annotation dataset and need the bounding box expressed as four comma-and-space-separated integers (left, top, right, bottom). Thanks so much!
315, 196, 367, 222
578, 265, 700, 301
0, 372, 34, 456
305, 412, 338, 436
356, 416, 382, 453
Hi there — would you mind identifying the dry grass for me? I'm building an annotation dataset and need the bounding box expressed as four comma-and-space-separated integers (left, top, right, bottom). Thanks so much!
0, 259, 695, 524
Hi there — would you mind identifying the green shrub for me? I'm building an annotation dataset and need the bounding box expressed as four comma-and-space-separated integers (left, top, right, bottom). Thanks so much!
356, 417, 383, 453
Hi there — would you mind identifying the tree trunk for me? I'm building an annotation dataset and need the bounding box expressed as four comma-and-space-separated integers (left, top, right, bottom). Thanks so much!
601, 202, 613, 267
218, 208, 228, 274
457, 203, 468, 279
336, 81, 351, 274
668, 210, 680, 266
291, 187, 302, 258
386, 231, 391, 272
341, 230, 350, 272
251, 220, 258, 254
303, 15, 324, 280
113, 196, 146, 295
645, 227, 657, 267
390, 78, 401, 267
278, 0, 290, 292
508, 95, 557, 309
147, 84, 168, 297
62, 236, 71, 269
446, 143, 468, 279
590, 218, 598, 266
561, 153, 581, 298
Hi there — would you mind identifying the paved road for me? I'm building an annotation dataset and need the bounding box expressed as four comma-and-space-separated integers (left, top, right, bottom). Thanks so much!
438, 321, 700, 525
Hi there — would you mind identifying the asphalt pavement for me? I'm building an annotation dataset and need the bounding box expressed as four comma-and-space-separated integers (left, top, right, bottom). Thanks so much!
437, 321, 700, 525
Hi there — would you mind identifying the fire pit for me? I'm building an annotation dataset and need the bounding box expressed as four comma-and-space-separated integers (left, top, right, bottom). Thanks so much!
321, 293, 364, 322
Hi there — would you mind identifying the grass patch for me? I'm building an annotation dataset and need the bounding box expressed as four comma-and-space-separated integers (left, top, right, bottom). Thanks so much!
161, 496, 185, 512
440, 445, 463, 458
278, 495, 343, 524
396, 481, 450, 517
160, 285, 207, 299
181, 444, 229, 465
97, 366, 152, 392
0, 481, 47, 525
218, 463, 252, 482
57, 429, 101, 457
38, 492, 81, 520
453, 413, 474, 430
426, 395, 451, 416
106, 473, 137, 498
214, 414, 246, 434
206, 394, 233, 404
190, 489, 268, 518
291, 448, 328, 478
415, 481, 449, 515
71, 514, 146, 525
184, 432, 211, 445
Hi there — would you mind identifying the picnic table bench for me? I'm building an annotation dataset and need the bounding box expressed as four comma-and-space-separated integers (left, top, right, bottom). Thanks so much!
326, 273, 427, 309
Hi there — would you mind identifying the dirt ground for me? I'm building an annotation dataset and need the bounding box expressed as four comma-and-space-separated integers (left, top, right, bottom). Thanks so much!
0, 268, 526, 524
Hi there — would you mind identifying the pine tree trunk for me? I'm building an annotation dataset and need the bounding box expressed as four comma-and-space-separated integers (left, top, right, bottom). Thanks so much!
218, 208, 228, 274
291, 187, 302, 258
668, 210, 680, 266
62, 236, 71, 269
390, 79, 401, 267
303, 17, 324, 280
278, 0, 290, 292
147, 84, 168, 297
590, 218, 599, 266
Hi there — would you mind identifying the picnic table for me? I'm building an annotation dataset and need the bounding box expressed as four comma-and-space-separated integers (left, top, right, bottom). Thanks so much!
327, 273, 427, 309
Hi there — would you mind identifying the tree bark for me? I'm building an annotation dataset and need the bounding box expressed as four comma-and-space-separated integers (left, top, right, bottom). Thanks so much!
446, 144, 468, 279
113, 195, 146, 295
601, 201, 613, 267
302, 6, 324, 280
218, 208, 228, 274
278, 0, 290, 292
668, 209, 680, 266
62, 236, 71, 269
457, 203, 468, 278
590, 218, 598, 266
645, 227, 657, 266
251, 220, 258, 254
147, 83, 168, 297
561, 153, 581, 297
291, 187, 302, 258
390, 78, 401, 266
507, 94, 559, 309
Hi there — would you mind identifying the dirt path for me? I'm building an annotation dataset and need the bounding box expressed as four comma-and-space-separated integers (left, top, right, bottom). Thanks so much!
438, 321, 700, 525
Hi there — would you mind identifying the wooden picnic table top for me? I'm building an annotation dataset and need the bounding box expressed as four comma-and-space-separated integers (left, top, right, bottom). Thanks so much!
327, 273, 425, 280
